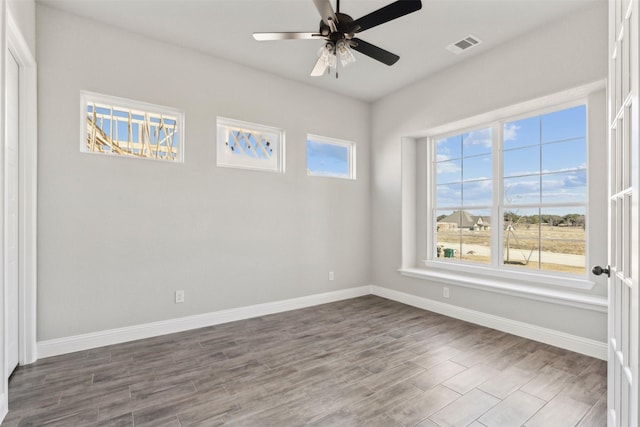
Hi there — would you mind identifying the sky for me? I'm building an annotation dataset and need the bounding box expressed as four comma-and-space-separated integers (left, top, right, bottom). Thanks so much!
435, 104, 587, 217
306, 139, 350, 177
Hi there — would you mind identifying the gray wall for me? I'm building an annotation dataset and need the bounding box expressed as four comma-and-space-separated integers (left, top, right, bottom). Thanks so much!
7, 0, 35, 54
36, 5, 371, 341
36, 1, 610, 346
370, 2, 609, 342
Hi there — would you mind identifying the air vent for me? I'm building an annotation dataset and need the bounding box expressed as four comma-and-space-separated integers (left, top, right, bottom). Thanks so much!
445, 35, 482, 55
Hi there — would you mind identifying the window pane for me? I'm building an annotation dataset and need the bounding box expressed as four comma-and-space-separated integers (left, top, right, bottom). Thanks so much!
504, 116, 540, 149
306, 140, 350, 178
541, 105, 586, 143
504, 207, 540, 269
541, 170, 587, 204
437, 183, 462, 207
504, 237, 540, 269
462, 128, 492, 156
504, 175, 540, 205
436, 159, 462, 184
83, 92, 183, 161
462, 180, 492, 206
540, 240, 585, 275
542, 138, 586, 173
461, 208, 491, 264
436, 135, 462, 160
503, 146, 540, 177
540, 208, 586, 275
504, 208, 540, 231
540, 207, 586, 233
218, 118, 285, 173
436, 210, 461, 260
463, 154, 492, 182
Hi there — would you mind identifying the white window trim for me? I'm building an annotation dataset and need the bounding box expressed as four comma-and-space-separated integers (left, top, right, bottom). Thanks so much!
80, 91, 185, 163
398, 267, 606, 313
216, 117, 285, 173
427, 101, 589, 285
306, 134, 356, 180
401, 80, 607, 296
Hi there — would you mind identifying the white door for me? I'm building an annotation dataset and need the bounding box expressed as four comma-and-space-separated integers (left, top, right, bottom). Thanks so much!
5, 49, 20, 377
604, 1, 639, 425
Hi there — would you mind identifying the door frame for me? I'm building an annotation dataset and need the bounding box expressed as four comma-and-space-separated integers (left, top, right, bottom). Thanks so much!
4, 9, 37, 371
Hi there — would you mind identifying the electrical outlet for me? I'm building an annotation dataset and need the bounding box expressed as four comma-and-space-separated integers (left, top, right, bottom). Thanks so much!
443, 287, 450, 298
329, 271, 335, 281
175, 290, 185, 303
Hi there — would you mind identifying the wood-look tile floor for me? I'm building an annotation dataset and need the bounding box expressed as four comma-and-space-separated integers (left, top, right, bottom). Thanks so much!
2, 295, 606, 427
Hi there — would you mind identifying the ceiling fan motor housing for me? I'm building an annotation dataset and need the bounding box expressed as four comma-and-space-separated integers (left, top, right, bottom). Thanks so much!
320, 12, 358, 42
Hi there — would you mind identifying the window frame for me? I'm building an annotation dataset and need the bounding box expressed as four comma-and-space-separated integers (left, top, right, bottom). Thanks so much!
80, 91, 185, 162
424, 99, 592, 289
306, 134, 356, 180
216, 117, 285, 173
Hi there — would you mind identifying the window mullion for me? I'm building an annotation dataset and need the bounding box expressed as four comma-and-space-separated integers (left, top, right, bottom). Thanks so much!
492, 122, 503, 268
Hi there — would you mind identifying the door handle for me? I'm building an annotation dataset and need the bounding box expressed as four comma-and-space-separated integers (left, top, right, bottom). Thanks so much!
592, 265, 610, 278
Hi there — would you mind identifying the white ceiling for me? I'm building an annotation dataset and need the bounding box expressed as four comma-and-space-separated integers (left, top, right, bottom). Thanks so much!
37, 0, 598, 102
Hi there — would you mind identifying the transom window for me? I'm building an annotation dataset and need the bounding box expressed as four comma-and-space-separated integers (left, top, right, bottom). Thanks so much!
81, 91, 184, 162
217, 117, 285, 173
432, 104, 587, 277
306, 135, 356, 180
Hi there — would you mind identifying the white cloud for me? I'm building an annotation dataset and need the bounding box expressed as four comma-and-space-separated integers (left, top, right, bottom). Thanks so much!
503, 123, 520, 142
464, 129, 492, 147
437, 160, 460, 175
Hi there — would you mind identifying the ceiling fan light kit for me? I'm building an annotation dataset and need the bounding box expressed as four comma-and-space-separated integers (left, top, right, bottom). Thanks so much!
252, 0, 422, 78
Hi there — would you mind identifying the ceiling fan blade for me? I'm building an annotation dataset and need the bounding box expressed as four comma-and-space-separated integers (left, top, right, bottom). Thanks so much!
310, 56, 329, 76
349, 0, 422, 33
350, 38, 399, 66
313, 0, 337, 25
253, 32, 323, 41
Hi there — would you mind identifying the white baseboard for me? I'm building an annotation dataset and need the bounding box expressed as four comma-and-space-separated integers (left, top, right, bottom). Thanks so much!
37, 286, 371, 359
37, 284, 607, 361
370, 285, 607, 360
0, 392, 7, 426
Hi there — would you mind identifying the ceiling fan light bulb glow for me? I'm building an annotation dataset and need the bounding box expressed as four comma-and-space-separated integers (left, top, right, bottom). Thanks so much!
327, 52, 337, 69
317, 42, 336, 69
336, 40, 356, 66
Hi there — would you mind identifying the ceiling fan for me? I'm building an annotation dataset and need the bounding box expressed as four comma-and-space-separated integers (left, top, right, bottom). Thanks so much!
253, 0, 422, 77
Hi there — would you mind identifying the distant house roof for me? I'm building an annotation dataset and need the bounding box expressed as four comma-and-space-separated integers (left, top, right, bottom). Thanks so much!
438, 210, 490, 227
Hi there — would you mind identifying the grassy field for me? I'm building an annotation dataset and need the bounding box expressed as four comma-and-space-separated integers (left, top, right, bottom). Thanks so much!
437, 225, 586, 274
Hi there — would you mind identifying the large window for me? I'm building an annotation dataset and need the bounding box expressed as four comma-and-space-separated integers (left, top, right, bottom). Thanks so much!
432, 104, 587, 277
81, 91, 184, 162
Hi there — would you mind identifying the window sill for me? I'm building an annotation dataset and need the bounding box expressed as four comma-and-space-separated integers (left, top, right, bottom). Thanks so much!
399, 263, 607, 313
